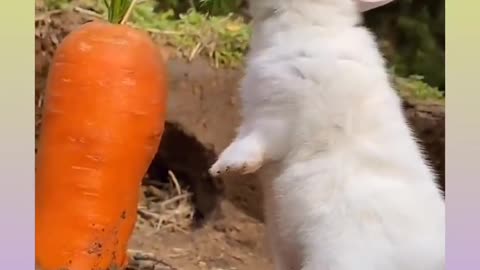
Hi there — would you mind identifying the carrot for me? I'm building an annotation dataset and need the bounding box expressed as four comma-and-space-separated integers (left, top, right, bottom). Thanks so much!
35, 1, 168, 269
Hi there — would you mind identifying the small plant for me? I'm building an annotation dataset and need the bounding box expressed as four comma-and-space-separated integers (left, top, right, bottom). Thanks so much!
129, 2, 251, 67
395, 75, 444, 101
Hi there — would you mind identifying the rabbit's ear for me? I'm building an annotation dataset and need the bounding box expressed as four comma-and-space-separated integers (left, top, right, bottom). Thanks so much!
356, 0, 394, 12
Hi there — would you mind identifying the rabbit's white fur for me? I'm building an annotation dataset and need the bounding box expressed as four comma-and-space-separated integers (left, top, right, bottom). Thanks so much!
209, 0, 445, 269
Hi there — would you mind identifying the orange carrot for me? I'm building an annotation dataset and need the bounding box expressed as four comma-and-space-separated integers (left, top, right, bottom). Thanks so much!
35, 1, 167, 269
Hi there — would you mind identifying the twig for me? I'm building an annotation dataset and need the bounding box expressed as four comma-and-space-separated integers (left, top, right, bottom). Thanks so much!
120, 0, 139, 25
168, 171, 182, 196
160, 193, 191, 208
37, 94, 44, 109
128, 249, 156, 260
137, 208, 161, 220
73, 6, 103, 18
188, 42, 203, 61
141, 28, 182, 35
127, 249, 177, 270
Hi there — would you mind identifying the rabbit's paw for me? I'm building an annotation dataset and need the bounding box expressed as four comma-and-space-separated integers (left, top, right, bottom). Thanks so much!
209, 137, 264, 177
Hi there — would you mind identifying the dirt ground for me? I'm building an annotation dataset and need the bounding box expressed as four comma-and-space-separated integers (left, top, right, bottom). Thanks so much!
35, 5, 444, 270
129, 200, 272, 270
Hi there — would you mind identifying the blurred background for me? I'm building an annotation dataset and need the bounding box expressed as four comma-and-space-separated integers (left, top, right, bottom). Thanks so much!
158, 0, 446, 90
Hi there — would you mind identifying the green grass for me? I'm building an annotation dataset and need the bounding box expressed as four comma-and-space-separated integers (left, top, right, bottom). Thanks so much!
41, 0, 443, 101
130, 4, 250, 68
395, 75, 444, 102
43, 0, 251, 68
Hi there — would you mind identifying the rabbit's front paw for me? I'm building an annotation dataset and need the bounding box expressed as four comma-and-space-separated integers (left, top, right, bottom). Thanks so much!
209, 137, 264, 177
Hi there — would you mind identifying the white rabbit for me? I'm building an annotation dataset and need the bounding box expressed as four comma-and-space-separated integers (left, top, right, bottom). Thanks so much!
209, 0, 445, 269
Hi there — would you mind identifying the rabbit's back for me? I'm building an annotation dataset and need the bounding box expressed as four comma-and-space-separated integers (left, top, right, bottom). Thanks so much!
245, 14, 445, 270
242, 25, 398, 154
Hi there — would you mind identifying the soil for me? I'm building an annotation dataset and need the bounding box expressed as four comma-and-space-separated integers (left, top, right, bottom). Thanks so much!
34, 6, 444, 270
129, 200, 272, 270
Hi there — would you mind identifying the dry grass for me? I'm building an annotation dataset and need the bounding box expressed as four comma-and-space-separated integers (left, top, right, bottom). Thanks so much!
137, 171, 195, 233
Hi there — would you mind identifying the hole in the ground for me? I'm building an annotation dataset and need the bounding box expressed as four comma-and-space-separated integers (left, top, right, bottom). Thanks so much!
145, 122, 223, 228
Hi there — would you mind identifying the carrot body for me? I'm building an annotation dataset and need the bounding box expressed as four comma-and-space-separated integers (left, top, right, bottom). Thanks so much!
35, 21, 167, 270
